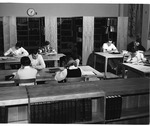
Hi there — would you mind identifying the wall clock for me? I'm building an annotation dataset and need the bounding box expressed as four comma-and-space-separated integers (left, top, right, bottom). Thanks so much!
27, 8, 36, 16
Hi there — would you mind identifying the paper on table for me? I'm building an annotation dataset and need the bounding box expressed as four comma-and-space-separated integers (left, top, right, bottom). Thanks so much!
83, 71, 95, 75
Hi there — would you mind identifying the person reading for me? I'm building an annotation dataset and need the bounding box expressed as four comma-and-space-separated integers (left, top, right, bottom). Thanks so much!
29, 48, 46, 70
54, 57, 85, 82
4, 42, 29, 57
102, 38, 119, 54
14, 56, 37, 86
102, 39, 121, 74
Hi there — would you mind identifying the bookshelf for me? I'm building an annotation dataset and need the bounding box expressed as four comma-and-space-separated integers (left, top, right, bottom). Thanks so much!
57, 17, 83, 63
16, 17, 45, 53
0, 78, 149, 124
27, 84, 105, 123
94, 17, 117, 52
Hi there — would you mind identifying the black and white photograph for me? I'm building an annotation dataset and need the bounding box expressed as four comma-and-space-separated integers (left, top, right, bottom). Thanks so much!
0, 0, 149, 124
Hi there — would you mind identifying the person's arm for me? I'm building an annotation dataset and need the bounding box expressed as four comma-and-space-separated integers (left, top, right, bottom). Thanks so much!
20, 47, 29, 56
4, 48, 12, 56
102, 43, 107, 52
111, 44, 118, 52
54, 69, 67, 81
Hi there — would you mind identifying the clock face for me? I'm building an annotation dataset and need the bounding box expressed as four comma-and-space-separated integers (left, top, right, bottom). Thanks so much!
27, 8, 36, 16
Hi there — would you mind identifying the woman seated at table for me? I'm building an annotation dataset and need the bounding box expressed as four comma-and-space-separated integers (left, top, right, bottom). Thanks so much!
126, 49, 147, 64
54, 56, 84, 82
29, 48, 46, 70
38, 40, 57, 54
14, 56, 37, 86
4, 42, 29, 57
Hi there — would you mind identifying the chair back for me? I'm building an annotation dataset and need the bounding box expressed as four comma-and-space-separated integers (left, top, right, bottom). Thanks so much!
66, 76, 86, 83
14, 78, 36, 86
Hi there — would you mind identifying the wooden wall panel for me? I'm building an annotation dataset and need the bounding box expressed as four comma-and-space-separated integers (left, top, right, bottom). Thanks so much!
45, 16, 57, 52
117, 17, 128, 51
82, 16, 94, 65
3, 16, 17, 52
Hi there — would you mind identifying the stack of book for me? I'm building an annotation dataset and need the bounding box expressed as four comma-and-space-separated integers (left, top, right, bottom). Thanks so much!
105, 95, 122, 120
0, 106, 8, 123
30, 98, 92, 123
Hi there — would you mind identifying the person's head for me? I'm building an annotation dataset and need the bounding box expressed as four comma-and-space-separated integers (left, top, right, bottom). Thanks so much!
15, 42, 21, 50
107, 38, 113, 46
31, 48, 39, 59
65, 57, 77, 68
134, 38, 140, 47
20, 56, 31, 66
44, 41, 51, 47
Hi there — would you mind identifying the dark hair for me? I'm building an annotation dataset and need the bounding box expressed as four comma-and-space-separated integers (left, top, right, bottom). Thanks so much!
44, 41, 50, 46
20, 56, 31, 66
108, 38, 112, 41
15, 42, 21, 48
31, 48, 39, 55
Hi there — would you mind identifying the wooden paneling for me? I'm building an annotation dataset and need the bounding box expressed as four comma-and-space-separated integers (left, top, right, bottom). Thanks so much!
83, 16, 94, 65
117, 17, 128, 51
3, 16, 17, 52
45, 16, 57, 52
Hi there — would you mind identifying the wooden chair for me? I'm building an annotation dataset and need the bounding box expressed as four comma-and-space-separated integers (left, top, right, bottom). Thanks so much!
14, 78, 36, 86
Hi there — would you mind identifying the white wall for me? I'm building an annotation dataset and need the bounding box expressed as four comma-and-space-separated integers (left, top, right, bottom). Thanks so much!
0, 3, 119, 17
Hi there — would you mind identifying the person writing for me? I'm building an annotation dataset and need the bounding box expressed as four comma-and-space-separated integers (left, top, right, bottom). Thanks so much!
55, 57, 84, 82
4, 42, 29, 57
29, 48, 46, 70
102, 38, 118, 53
14, 56, 37, 86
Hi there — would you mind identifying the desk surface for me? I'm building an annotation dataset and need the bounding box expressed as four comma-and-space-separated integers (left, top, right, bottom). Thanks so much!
0, 53, 65, 63
123, 63, 150, 74
0, 77, 149, 106
12, 78, 150, 103
0, 65, 104, 84
0, 86, 28, 106
95, 52, 123, 58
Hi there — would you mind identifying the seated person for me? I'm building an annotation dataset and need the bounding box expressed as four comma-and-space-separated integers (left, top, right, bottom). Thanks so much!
102, 39, 121, 73
126, 49, 147, 64
4, 42, 29, 57
38, 40, 57, 54
14, 56, 38, 86
127, 37, 146, 52
29, 48, 46, 70
54, 57, 85, 82
102, 38, 119, 53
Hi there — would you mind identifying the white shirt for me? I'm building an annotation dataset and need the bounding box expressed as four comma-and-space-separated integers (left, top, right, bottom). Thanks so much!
127, 51, 147, 63
4, 46, 29, 57
14, 66, 37, 86
55, 65, 85, 81
29, 54, 46, 70
102, 43, 118, 53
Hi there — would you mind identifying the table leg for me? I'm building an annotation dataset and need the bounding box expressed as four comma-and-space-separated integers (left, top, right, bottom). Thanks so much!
104, 58, 108, 78
94, 54, 96, 69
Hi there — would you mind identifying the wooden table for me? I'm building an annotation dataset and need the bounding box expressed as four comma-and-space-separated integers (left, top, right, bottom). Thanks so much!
0, 53, 65, 69
0, 65, 104, 86
122, 63, 150, 78
94, 52, 124, 79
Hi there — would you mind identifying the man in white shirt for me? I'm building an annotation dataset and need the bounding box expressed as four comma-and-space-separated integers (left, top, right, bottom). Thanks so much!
14, 56, 37, 86
4, 42, 29, 57
102, 39, 121, 74
29, 48, 46, 70
102, 39, 118, 53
